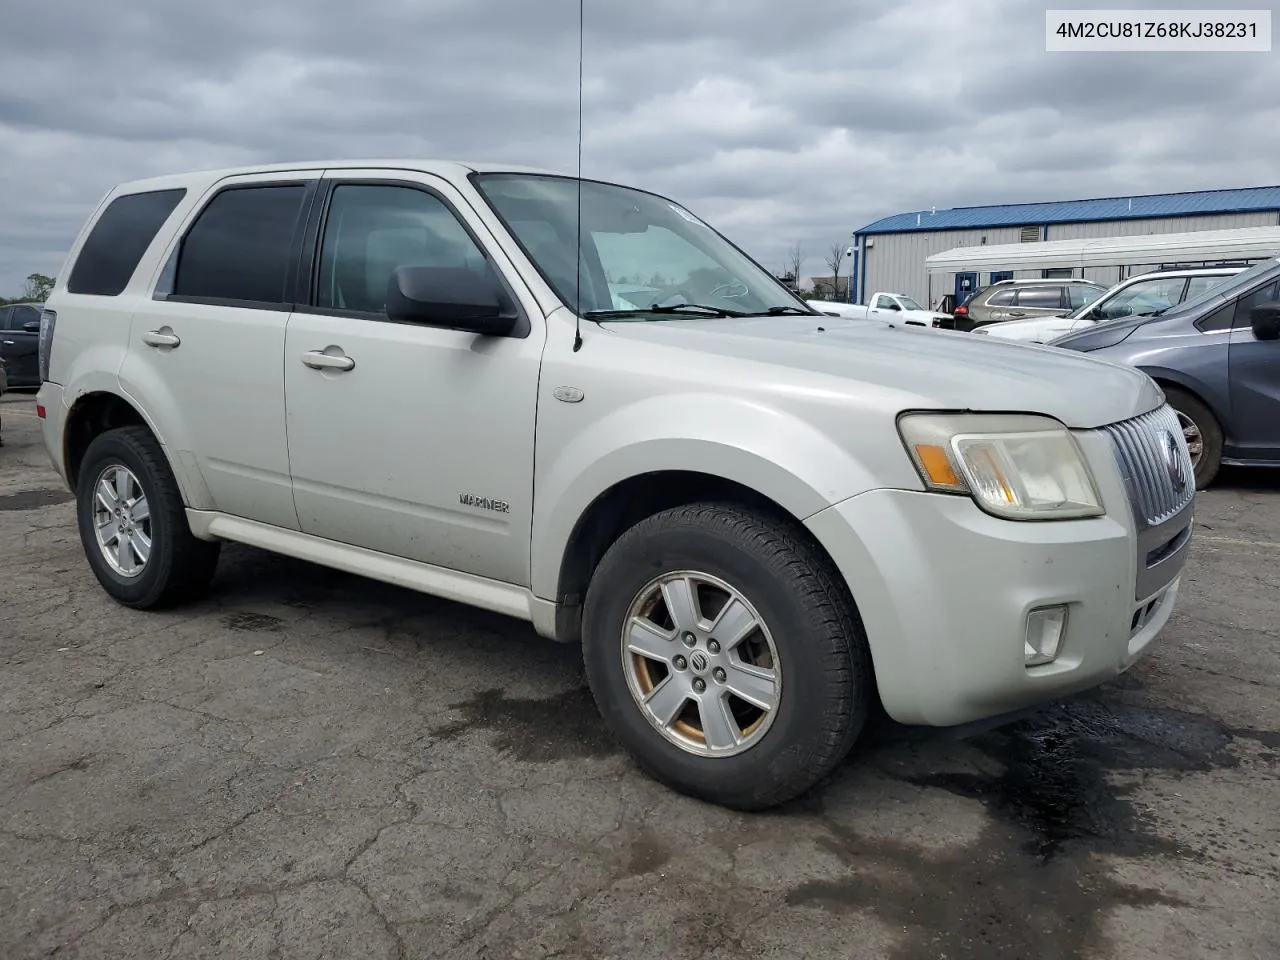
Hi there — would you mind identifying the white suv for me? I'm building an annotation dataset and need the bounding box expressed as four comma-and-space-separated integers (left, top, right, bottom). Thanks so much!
974, 267, 1244, 344
35, 160, 1196, 809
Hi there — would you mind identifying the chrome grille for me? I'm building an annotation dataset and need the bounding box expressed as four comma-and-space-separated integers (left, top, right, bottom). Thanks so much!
1101, 404, 1195, 527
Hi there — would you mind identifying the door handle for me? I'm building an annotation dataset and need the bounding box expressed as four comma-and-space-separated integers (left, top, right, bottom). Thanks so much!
301, 350, 355, 371
142, 330, 181, 348
1008, 311, 1026, 318
1, 340, 13, 346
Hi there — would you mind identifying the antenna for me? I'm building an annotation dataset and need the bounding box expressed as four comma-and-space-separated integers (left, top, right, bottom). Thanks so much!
572, 0, 585, 352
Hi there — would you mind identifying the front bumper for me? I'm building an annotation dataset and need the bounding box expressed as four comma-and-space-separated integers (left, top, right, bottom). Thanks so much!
805, 481, 1189, 727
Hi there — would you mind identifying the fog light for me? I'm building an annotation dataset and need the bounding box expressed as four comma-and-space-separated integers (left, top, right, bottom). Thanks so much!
1024, 605, 1067, 666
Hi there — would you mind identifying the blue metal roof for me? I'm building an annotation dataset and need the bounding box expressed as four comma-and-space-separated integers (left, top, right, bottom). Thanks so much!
856, 185, 1280, 235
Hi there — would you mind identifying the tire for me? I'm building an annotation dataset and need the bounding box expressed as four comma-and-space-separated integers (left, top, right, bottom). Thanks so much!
75, 425, 220, 609
581, 502, 871, 811
1161, 386, 1223, 489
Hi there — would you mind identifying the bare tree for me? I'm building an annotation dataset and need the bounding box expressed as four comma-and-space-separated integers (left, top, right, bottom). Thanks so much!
822, 243, 847, 300
785, 242, 805, 290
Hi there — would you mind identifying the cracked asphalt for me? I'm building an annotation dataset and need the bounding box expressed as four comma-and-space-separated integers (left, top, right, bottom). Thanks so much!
1, 391, 1278, 960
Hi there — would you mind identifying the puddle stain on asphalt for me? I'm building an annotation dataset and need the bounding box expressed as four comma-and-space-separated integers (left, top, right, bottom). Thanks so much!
430, 686, 621, 762
222, 612, 286, 632
909, 698, 1237, 861
785, 695, 1272, 960
0, 488, 74, 511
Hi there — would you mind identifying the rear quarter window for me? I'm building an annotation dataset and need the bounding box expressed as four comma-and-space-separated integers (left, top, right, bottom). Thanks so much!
66, 188, 187, 296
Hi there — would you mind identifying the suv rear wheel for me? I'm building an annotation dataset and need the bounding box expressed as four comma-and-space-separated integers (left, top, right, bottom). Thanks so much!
76, 426, 220, 608
581, 502, 870, 810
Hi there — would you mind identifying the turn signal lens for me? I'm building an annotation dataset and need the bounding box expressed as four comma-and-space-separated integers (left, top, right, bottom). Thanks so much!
913, 444, 964, 490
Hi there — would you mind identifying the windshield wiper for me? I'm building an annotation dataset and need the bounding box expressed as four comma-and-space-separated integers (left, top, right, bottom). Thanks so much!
751, 306, 814, 316
584, 303, 748, 319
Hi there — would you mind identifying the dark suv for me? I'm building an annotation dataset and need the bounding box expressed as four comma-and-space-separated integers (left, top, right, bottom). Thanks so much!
0, 301, 44, 388
1052, 257, 1280, 487
952, 279, 1105, 330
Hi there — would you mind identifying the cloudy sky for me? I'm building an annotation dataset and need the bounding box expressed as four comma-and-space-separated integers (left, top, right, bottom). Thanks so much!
1, 0, 1276, 294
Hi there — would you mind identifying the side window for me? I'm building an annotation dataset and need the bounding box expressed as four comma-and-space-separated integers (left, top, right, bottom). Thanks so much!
1067, 285, 1103, 310
315, 184, 489, 315
13, 305, 41, 330
1232, 279, 1280, 329
66, 188, 186, 296
0, 307, 12, 331
986, 289, 1016, 306
1014, 287, 1063, 309
173, 184, 307, 305
1184, 275, 1230, 301
874, 294, 895, 309
1195, 302, 1235, 332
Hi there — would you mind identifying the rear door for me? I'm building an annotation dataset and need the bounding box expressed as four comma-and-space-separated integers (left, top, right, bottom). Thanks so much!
1010, 285, 1066, 319
0, 305, 41, 386
120, 172, 320, 530
1227, 278, 1280, 460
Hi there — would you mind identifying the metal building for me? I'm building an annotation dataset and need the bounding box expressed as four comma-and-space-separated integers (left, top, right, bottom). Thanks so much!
850, 185, 1280, 309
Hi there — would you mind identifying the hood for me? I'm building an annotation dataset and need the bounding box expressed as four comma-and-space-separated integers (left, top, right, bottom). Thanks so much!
599, 315, 1164, 429
1051, 313, 1155, 352
978, 312, 1082, 342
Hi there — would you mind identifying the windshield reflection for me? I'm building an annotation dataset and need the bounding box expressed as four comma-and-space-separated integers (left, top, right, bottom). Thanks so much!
472, 173, 812, 319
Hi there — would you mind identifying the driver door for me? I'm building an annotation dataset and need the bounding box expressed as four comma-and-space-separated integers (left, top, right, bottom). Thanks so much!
1228, 279, 1280, 461
283, 171, 546, 586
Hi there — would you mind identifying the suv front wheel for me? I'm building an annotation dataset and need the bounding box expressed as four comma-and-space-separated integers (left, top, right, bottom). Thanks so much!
75, 426, 221, 608
581, 502, 871, 810
1162, 386, 1223, 489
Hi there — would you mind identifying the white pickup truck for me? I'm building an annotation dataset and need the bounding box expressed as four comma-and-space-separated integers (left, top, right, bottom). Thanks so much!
808, 292, 951, 327
36, 159, 1195, 810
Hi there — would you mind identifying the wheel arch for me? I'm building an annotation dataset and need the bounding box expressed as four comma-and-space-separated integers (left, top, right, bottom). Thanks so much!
545, 468, 859, 646
1141, 367, 1227, 430
62, 390, 210, 509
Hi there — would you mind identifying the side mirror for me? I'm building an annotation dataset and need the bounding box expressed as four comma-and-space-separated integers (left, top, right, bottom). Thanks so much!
1250, 300, 1280, 341
385, 265, 517, 336
886, 302, 902, 311
23, 320, 41, 333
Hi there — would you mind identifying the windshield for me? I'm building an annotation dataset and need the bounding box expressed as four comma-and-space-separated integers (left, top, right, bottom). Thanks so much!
1157, 258, 1280, 318
897, 295, 924, 311
472, 173, 811, 318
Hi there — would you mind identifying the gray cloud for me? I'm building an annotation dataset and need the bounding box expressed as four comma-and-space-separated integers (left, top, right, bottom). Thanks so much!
0, 0, 1274, 292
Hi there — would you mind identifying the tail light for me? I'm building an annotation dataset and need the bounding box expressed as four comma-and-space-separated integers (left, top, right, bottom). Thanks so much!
953, 304, 968, 316
38, 308, 56, 383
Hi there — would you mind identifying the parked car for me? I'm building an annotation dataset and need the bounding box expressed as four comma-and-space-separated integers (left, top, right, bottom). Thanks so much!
806, 292, 949, 328
37, 160, 1194, 810
0, 301, 44, 388
0, 355, 7, 446
952, 279, 1106, 330
1053, 257, 1280, 488
974, 268, 1244, 344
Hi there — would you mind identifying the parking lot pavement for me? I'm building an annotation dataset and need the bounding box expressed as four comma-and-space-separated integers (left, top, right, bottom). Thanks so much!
1, 392, 1277, 960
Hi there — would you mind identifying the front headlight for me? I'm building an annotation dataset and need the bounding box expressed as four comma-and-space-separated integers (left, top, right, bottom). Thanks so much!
897, 412, 1104, 520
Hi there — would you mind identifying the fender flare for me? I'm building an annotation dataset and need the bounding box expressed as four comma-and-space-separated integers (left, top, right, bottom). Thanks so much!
529, 392, 902, 601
